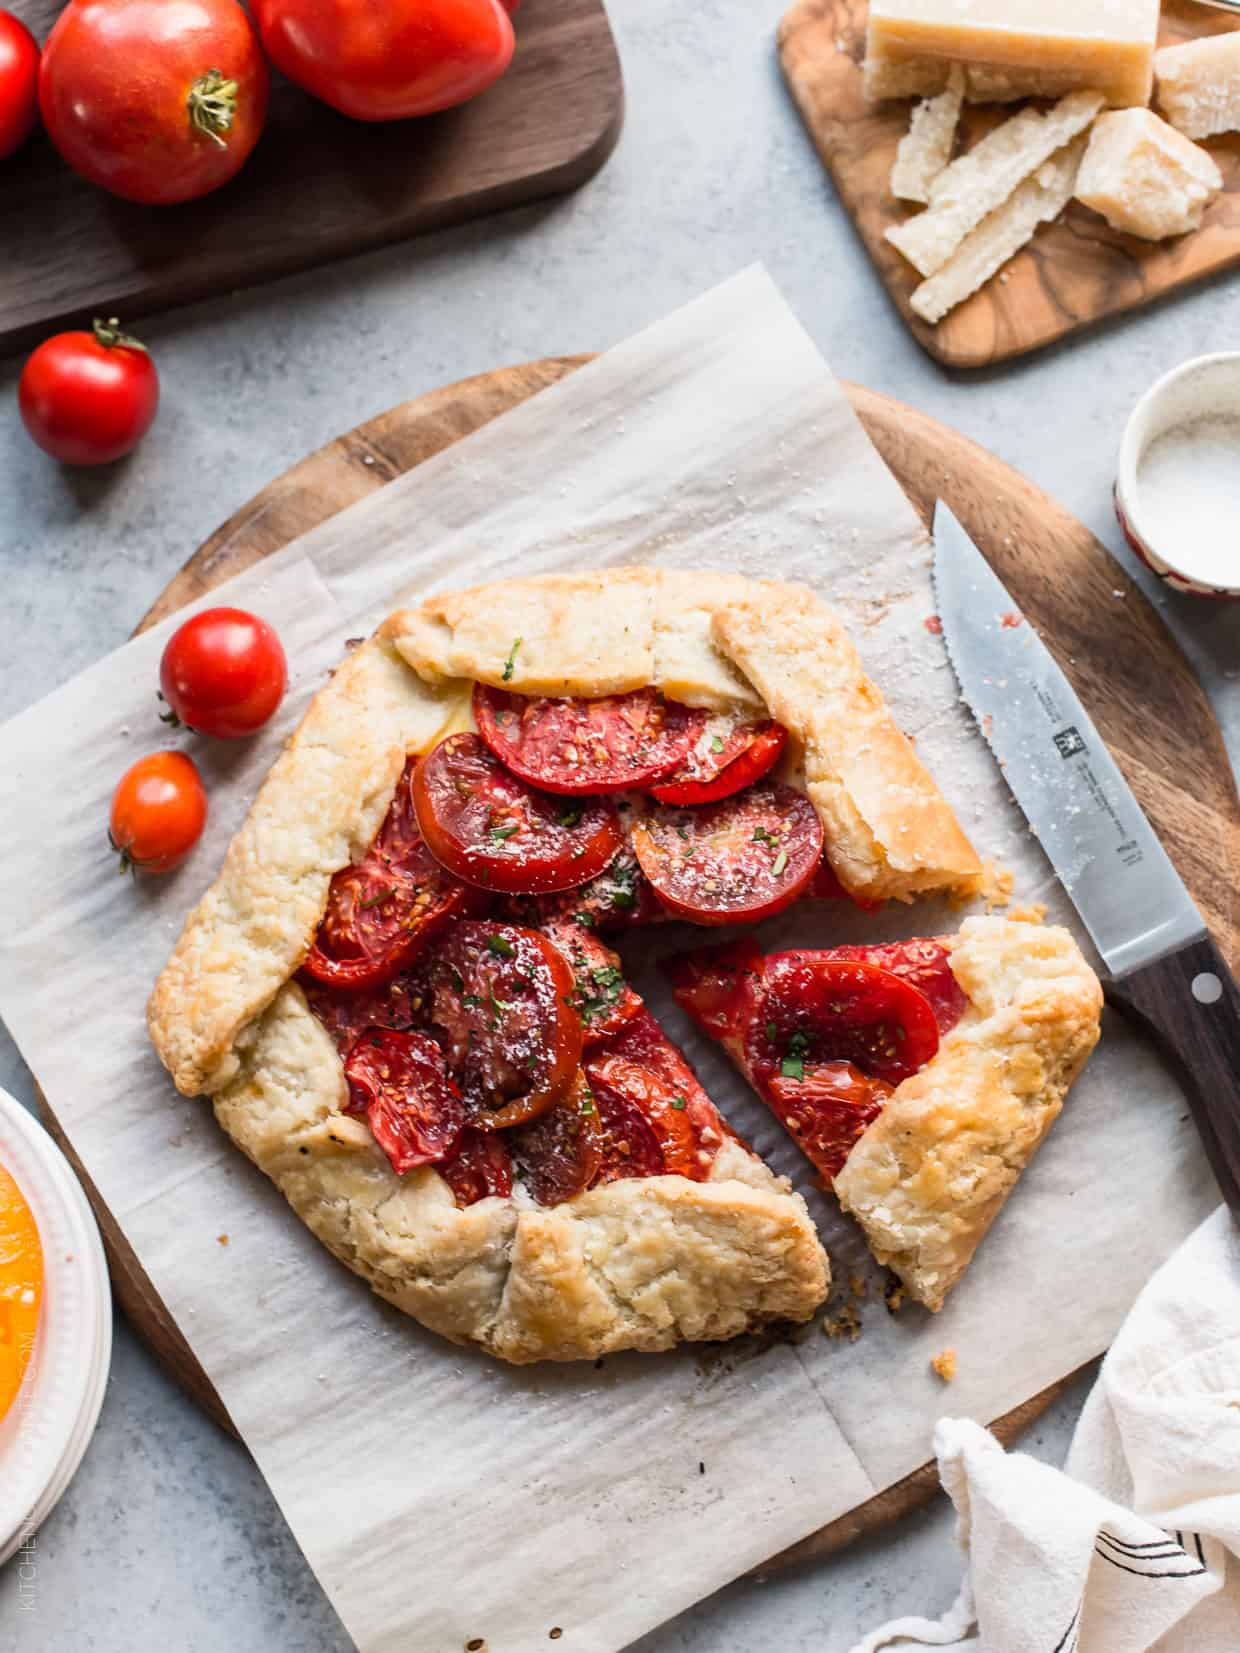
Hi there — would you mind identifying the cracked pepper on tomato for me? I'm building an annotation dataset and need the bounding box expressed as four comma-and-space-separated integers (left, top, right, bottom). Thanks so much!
298, 680, 907, 1209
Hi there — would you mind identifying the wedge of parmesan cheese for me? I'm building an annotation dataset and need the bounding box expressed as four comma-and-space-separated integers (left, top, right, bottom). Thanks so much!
865, 0, 1159, 109
910, 135, 1086, 324
1155, 32, 1240, 141
891, 65, 965, 203
1076, 109, 1223, 240
887, 90, 1103, 278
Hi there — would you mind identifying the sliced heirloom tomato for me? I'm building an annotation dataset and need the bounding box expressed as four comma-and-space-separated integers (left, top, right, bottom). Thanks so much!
425, 920, 581, 1128
664, 937, 764, 1043
513, 833, 664, 931
301, 973, 427, 1053
474, 684, 704, 795
303, 760, 483, 989
827, 939, 966, 1035
585, 1009, 720, 1184
763, 1062, 892, 1186
540, 919, 643, 1046
746, 954, 940, 1088
344, 1029, 465, 1176
436, 1126, 514, 1207
414, 732, 622, 895
649, 717, 787, 806
633, 782, 823, 926
509, 1070, 604, 1206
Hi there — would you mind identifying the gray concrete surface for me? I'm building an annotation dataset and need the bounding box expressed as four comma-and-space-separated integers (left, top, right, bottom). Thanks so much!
1, 0, 1236, 1646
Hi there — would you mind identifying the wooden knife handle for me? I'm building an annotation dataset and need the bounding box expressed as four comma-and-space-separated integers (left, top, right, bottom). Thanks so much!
1107, 934, 1240, 1212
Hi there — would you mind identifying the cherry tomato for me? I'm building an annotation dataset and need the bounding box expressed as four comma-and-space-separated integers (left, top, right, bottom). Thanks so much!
633, 782, 823, 926
585, 1009, 717, 1183
254, 0, 513, 122
303, 762, 482, 990
509, 1070, 603, 1206
665, 937, 765, 1043
763, 1062, 891, 1186
541, 918, 642, 1046
424, 921, 581, 1128
474, 684, 705, 796
19, 320, 159, 467
827, 940, 967, 1035
345, 1029, 465, 1175
746, 954, 940, 1088
0, 11, 38, 159
436, 1125, 513, 1206
159, 606, 286, 738
649, 718, 787, 807
40, 0, 268, 205
414, 733, 622, 895
109, 751, 207, 874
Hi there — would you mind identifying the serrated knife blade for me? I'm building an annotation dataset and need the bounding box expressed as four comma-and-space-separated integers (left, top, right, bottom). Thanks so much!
932, 501, 1240, 1211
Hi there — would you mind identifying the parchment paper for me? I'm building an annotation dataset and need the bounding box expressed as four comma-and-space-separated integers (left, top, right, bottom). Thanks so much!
0, 269, 1216, 1653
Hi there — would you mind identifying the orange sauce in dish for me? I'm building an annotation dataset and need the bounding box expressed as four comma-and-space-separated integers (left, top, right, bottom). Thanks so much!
0, 1163, 43, 1419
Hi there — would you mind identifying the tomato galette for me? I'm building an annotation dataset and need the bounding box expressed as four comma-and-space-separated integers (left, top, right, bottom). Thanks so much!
149, 569, 1101, 1363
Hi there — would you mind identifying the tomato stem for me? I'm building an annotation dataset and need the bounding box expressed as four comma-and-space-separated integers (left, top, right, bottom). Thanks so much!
93, 317, 147, 353
188, 68, 238, 148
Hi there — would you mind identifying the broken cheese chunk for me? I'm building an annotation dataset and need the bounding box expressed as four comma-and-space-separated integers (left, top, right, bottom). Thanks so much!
891, 64, 965, 203
1076, 109, 1223, 240
1155, 32, 1240, 141
888, 91, 1103, 278
865, 0, 1159, 109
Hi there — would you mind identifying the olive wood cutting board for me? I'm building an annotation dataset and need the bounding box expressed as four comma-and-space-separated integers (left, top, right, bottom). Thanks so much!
778, 0, 1240, 368
38, 356, 1240, 1574
0, 0, 622, 356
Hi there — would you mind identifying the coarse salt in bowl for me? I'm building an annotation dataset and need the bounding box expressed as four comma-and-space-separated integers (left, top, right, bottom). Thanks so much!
1115, 351, 1240, 600
0, 1087, 111, 1569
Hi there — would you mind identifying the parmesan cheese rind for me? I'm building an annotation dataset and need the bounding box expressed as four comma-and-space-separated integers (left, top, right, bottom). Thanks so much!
891, 64, 965, 204
1076, 109, 1222, 241
910, 136, 1086, 325
1155, 32, 1240, 142
887, 91, 1103, 278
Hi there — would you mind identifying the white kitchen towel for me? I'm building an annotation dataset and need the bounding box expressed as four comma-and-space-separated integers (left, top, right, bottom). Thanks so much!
850, 1206, 1240, 1653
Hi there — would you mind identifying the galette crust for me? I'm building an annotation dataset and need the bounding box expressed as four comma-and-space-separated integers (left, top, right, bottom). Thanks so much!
212, 983, 830, 1363
834, 916, 1103, 1312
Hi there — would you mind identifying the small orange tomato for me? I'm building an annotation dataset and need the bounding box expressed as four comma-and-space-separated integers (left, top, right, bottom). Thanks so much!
0, 1162, 43, 1421
109, 751, 207, 874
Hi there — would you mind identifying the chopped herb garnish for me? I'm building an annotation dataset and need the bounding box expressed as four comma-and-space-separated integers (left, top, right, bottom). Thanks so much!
487, 934, 515, 957
766, 1021, 778, 1041
671, 1093, 687, 1111
676, 823, 690, 842
462, 993, 484, 1008
771, 848, 788, 878
501, 636, 523, 683
558, 804, 583, 829
450, 967, 465, 993
490, 992, 518, 1017
781, 1053, 804, 1081
610, 888, 636, 910
577, 964, 626, 1023
579, 1087, 596, 1117
489, 823, 520, 844
358, 888, 395, 910
752, 826, 774, 844
710, 735, 725, 754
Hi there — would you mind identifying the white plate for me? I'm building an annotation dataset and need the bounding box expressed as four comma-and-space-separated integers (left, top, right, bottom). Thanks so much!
0, 1087, 111, 1566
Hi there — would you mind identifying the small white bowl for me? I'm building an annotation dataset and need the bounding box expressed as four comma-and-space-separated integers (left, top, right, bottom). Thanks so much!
0, 1088, 111, 1569
1115, 351, 1240, 600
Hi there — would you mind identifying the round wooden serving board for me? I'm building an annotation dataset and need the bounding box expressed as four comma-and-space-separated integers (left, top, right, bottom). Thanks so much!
43, 358, 1240, 1573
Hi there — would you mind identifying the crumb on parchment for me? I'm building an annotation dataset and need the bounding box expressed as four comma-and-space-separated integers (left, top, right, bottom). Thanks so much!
216, 1234, 229, 1246
931, 1349, 957, 1383
822, 1303, 862, 1343
847, 1271, 868, 1301
884, 1278, 906, 1315
1008, 903, 1048, 925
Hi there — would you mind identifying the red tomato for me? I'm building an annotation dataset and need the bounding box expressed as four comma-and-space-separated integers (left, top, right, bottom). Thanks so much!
159, 607, 287, 738
424, 920, 582, 1128
19, 320, 159, 467
436, 1125, 513, 1206
109, 751, 207, 874
414, 732, 622, 895
540, 918, 642, 1046
254, 0, 513, 122
344, 1029, 465, 1175
512, 836, 663, 932
746, 954, 940, 1088
649, 719, 787, 807
806, 856, 884, 913
664, 937, 765, 1042
585, 1008, 718, 1183
509, 1071, 603, 1206
827, 940, 967, 1035
303, 761, 482, 990
40, 0, 268, 205
475, 684, 705, 796
633, 782, 824, 926
763, 1062, 891, 1185
0, 11, 38, 159
301, 971, 427, 1053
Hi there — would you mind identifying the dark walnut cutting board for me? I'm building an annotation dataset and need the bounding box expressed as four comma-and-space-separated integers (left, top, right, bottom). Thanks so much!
779, 0, 1240, 368
40, 357, 1240, 1571
1, 0, 622, 356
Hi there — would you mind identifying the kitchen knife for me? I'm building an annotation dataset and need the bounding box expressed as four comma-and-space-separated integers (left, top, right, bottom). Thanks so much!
932, 500, 1240, 1211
